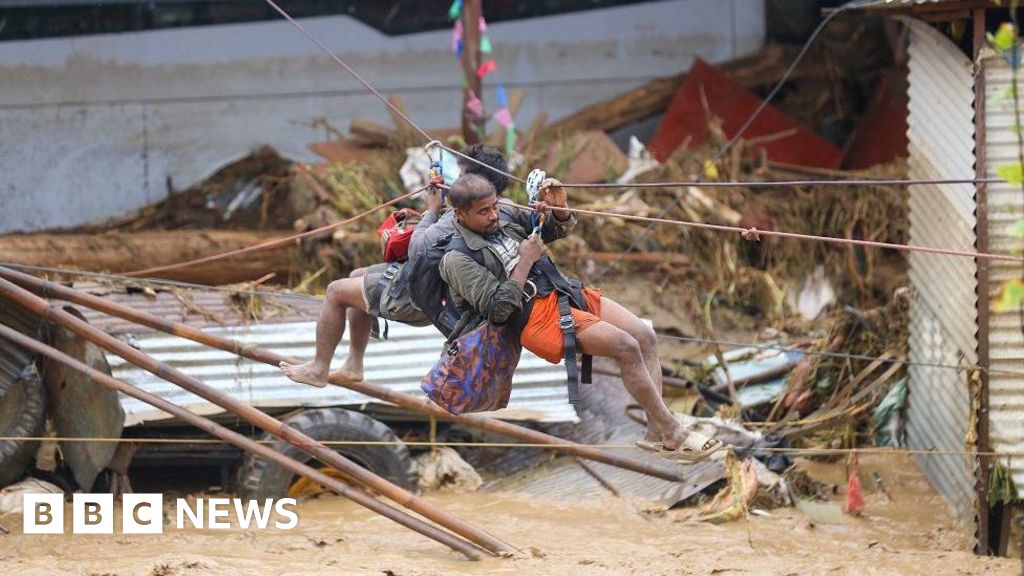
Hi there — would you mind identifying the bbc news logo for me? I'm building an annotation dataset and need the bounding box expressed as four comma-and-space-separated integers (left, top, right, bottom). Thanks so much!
23, 494, 299, 534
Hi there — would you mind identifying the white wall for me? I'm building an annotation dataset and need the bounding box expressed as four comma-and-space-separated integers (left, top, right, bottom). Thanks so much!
0, 0, 765, 233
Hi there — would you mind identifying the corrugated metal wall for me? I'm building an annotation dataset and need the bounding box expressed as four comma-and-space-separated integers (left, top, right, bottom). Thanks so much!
110, 321, 580, 426
904, 19, 978, 525
983, 56, 1024, 493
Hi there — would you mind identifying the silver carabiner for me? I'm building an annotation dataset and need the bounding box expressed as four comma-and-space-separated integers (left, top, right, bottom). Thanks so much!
523, 280, 538, 302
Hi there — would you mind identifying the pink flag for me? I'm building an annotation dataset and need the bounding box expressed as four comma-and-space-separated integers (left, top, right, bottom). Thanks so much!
452, 20, 463, 54
493, 107, 513, 128
466, 91, 485, 118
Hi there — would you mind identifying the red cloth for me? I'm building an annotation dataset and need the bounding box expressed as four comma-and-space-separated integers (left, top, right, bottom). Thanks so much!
844, 452, 865, 516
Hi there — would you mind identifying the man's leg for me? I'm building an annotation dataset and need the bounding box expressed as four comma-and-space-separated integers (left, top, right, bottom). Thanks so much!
576, 321, 687, 451
591, 297, 665, 443
279, 277, 367, 387
334, 307, 373, 381
328, 267, 373, 381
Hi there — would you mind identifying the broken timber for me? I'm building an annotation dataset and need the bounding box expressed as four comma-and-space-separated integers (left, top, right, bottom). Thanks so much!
0, 267, 685, 483
0, 231, 298, 285
0, 322, 484, 560
0, 274, 515, 557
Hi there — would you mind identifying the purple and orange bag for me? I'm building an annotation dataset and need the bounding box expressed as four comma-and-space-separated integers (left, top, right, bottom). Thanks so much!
420, 322, 520, 415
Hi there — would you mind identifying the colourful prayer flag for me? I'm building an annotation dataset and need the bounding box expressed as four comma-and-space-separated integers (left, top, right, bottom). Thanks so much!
495, 84, 508, 108
452, 20, 463, 54
477, 59, 497, 78
467, 91, 485, 118
480, 35, 493, 54
448, 0, 463, 20
493, 107, 513, 128
505, 123, 517, 155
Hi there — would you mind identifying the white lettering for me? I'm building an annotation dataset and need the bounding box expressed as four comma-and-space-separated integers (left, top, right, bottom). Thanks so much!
207, 498, 231, 529
233, 499, 273, 530
176, 498, 203, 529
274, 498, 298, 530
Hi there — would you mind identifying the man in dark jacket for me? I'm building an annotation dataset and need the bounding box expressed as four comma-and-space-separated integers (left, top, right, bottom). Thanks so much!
279, 146, 509, 387
440, 173, 721, 462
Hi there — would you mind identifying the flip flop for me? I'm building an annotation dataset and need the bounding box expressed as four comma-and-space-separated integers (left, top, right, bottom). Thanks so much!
634, 439, 662, 452
634, 419, 710, 453
659, 430, 724, 463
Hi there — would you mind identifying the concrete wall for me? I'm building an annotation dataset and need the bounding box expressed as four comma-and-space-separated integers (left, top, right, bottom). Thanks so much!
0, 0, 765, 233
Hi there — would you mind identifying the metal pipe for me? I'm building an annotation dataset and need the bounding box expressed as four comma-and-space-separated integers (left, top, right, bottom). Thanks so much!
0, 322, 483, 560
0, 275, 514, 556
0, 267, 683, 483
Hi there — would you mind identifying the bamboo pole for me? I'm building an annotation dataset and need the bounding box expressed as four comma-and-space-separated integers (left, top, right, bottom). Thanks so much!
0, 322, 483, 560
0, 276, 514, 557
0, 268, 684, 482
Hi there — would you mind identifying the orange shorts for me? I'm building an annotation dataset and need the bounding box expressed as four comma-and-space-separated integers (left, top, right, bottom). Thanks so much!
520, 287, 603, 364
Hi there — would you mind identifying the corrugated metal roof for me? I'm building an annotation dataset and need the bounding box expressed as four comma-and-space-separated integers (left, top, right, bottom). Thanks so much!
493, 364, 723, 508
983, 56, 1024, 494
72, 288, 581, 425
852, 0, 971, 9
903, 18, 978, 526
71, 284, 323, 334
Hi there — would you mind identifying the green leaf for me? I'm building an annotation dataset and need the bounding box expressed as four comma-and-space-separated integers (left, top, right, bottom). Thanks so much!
998, 162, 1024, 185
994, 22, 1017, 52
995, 278, 1024, 312
1014, 219, 1024, 240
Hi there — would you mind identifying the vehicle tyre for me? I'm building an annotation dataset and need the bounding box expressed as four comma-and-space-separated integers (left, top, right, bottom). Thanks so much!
237, 407, 417, 500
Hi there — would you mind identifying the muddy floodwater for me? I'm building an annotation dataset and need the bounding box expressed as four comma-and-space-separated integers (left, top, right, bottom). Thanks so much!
0, 453, 1018, 576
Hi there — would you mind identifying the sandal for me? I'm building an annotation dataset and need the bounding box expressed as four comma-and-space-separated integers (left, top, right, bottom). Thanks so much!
659, 430, 723, 463
634, 439, 662, 452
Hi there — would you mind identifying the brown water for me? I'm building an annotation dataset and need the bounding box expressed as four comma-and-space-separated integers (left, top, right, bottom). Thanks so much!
0, 453, 1018, 576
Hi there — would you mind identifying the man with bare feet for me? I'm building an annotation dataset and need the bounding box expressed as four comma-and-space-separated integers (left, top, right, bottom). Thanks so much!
279, 145, 511, 387
436, 173, 722, 462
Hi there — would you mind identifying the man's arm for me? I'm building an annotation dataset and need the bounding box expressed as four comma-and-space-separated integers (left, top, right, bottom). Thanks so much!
438, 235, 544, 323
440, 252, 523, 323
538, 178, 575, 243
409, 210, 456, 260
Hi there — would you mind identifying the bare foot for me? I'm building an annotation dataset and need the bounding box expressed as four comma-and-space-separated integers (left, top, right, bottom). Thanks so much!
279, 360, 329, 388
327, 357, 364, 384
327, 367, 363, 384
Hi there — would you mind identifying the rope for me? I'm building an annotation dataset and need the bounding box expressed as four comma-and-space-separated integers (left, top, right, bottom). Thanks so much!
559, 177, 1001, 188
121, 185, 425, 277
1, 436, 1015, 458
0, 262, 324, 302
2, 261, 1019, 379
502, 201, 1024, 263
654, 333, 1024, 379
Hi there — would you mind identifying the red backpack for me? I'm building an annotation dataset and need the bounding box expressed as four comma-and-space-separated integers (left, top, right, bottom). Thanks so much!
377, 208, 422, 262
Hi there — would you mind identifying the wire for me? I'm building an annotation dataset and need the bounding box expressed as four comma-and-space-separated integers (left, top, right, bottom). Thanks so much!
560, 177, 1001, 188
0, 436, 1014, 458
720, 0, 859, 154
501, 200, 1024, 263
121, 185, 425, 277
586, 0, 880, 282
654, 332, 1024, 379
0, 262, 325, 302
